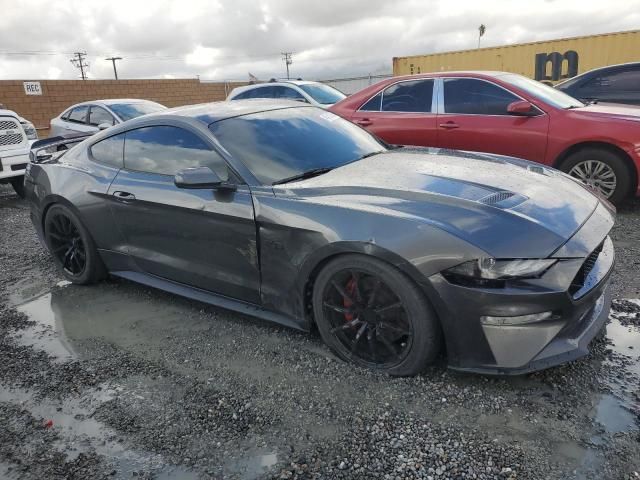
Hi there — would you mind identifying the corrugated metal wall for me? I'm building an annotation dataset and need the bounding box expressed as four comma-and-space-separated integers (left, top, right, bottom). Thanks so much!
393, 30, 640, 82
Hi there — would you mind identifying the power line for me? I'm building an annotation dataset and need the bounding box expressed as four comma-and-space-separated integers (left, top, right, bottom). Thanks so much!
105, 56, 123, 79
281, 52, 292, 79
70, 51, 89, 80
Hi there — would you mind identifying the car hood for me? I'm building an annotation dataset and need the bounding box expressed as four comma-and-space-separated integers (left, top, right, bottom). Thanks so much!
276, 149, 610, 258
570, 103, 640, 122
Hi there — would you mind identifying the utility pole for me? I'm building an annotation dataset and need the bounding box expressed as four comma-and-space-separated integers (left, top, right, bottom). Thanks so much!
70, 51, 89, 80
281, 52, 293, 79
105, 56, 123, 80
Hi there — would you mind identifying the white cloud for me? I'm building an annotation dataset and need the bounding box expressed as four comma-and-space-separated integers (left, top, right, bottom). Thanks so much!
0, 0, 639, 81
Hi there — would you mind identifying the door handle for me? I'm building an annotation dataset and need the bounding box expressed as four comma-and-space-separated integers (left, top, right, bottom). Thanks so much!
356, 118, 373, 127
439, 121, 460, 129
112, 191, 136, 202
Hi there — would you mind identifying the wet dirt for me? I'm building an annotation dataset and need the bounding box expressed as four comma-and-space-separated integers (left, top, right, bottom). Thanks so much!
1, 186, 640, 479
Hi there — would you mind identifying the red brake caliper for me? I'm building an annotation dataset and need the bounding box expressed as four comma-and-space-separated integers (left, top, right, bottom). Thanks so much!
343, 277, 357, 322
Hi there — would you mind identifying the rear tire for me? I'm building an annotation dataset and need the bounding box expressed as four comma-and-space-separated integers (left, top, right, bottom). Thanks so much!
312, 254, 441, 376
559, 148, 632, 204
44, 204, 106, 285
9, 176, 25, 198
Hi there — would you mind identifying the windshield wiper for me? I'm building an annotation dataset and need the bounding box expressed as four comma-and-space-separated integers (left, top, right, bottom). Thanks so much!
272, 167, 334, 185
356, 150, 387, 160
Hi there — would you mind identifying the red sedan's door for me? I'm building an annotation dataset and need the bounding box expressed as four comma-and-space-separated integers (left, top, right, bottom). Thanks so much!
349, 78, 438, 147
437, 78, 549, 162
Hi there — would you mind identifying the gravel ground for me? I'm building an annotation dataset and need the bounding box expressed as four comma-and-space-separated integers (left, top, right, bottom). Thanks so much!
0, 183, 639, 480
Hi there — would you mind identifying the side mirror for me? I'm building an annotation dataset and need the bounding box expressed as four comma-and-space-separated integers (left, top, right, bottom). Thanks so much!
98, 122, 112, 130
507, 100, 536, 116
174, 166, 236, 191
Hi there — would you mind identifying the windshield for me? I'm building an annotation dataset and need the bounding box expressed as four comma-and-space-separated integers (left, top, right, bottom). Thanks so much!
209, 107, 385, 185
498, 74, 584, 109
298, 84, 346, 105
109, 101, 166, 121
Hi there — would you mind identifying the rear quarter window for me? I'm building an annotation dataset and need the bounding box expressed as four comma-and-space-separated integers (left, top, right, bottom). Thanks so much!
89, 133, 125, 168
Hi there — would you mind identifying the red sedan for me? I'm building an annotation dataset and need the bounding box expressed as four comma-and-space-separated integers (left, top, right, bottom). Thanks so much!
329, 72, 640, 204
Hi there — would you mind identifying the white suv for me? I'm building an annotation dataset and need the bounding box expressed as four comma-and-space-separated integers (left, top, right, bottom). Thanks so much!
0, 107, 38, 198
227, 80, 346, 108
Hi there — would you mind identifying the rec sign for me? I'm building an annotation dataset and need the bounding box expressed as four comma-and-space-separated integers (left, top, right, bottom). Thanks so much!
23, 81, 42, 95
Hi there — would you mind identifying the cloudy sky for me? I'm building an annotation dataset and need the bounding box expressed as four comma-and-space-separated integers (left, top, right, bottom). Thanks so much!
1, 0, 639, 81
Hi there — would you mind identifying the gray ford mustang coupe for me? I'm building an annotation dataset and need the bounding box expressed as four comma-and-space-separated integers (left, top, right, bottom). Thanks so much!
24, 100, 615, 376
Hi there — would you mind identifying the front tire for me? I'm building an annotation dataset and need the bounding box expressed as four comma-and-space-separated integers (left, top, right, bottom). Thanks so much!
559, 148, 632, 204
312, 254, 441, 376
9, 176, 25, 198
44, 204, 106, 284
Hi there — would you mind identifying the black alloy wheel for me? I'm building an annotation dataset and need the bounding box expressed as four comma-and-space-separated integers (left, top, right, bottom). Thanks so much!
47, 211, 87, 275
44, 204, 105, 284
313, 254, 441, 376
323, 269, 413, 367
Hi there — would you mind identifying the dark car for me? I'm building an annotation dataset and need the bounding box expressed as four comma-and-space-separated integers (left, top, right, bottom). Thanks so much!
329, 71, 640, 204
556, 62, 640, 106
24, 101, 614, 376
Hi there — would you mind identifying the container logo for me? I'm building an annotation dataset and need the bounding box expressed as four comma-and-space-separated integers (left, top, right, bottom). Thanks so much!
534, 51, 579, 82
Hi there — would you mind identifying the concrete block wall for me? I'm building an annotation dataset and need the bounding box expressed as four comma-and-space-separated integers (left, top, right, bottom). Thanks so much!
0, 79, 247, 137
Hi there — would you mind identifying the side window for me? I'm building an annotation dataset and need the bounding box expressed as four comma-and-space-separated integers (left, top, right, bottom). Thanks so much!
89, 133, 125, 168
359, 93, 382, 111
124, 126, 229, 178
444, 79, 519, 115
583, 70, 640, 91
233, 90, 256, 100
61, 109, 72, 120
381, 80, 434, 112
88, 107, 115, 127
249, 86, 275, 99
273, 86, 306, 101
68, 106, 89, 123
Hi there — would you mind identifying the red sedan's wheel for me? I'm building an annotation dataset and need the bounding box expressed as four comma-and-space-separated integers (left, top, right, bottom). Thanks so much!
312, 254, 441, 376
561, 148, 632, 204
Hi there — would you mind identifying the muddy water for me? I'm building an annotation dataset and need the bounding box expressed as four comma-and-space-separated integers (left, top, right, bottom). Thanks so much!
7, 282, 640, 479
5, 282, 282, 479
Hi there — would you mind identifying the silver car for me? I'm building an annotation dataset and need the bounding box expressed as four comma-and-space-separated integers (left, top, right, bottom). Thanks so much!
49, 99, 166, 136
227, 80, 346, 108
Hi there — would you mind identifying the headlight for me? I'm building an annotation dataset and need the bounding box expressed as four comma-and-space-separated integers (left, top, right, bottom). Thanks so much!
443, 258, 556, 287
21, 121, 38, 140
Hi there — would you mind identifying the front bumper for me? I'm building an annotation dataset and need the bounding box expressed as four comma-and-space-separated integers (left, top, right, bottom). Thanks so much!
426, 208, 615, 375
0, 151, 29, 180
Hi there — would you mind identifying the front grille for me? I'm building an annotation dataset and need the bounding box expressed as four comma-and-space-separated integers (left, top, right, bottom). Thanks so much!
569, 242, 604, 296
0, 118, 25, 148
0, 133, 24, 147
10, 163, 27, 171
0, 120, 19, 130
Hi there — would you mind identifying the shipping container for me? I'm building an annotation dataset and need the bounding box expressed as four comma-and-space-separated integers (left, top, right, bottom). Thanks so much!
393, 29, 640, 83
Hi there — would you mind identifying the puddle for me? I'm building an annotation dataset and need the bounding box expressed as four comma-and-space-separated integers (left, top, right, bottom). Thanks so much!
594, 394, 636, 433
224, 450, 278, 480
15, 292, 76, 361
0, 383, 200, 478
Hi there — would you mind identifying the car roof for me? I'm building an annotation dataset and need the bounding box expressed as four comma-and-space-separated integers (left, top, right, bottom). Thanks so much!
387, 71, 511, 81
68, 98, 160, 108
144, 99, 312, 125
556, 61, 640, 86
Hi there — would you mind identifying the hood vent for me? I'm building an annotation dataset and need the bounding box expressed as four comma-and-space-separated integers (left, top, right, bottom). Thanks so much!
478, 191, 526, 209
479, 191, 514, 205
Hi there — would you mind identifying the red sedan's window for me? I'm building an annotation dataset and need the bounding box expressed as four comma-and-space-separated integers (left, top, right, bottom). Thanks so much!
359, 79, 434, 113
360, 93, 382, 111
444, 79, 518, 115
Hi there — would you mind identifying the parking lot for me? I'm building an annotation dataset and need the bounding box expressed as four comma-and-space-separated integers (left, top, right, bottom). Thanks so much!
0, 182, 638, 479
